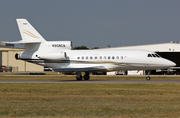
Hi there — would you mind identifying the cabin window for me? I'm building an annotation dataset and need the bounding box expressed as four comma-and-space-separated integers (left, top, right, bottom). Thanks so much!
86, 56, 88, 59
95, 56, 97, 59
82, 56, 84, 59
112, 56, 115, 59
108, 56, 111, 59
104, 56, 106, 59
77, 57, 80, 59
121, 56, 123, 59
100, 56, 102, 59
90, 56, 93, 59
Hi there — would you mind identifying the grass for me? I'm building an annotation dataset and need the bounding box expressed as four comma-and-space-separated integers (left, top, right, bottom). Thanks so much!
0, 83, 180, 117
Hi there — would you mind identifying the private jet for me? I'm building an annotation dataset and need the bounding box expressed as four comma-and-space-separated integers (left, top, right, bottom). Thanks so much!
7, 19, 176, 80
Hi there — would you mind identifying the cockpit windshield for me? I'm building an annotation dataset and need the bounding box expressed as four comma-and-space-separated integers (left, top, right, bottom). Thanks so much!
148, 54, 152, 57
155, 54, 160, 57
152, 54, 156, 57
147, 53, 161, 58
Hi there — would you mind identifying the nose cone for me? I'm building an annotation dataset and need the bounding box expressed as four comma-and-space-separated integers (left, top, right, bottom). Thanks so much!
161, 59, 176, 68
169, 61, 176, 67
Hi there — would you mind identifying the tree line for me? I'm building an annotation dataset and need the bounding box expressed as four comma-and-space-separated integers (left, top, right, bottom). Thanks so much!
73, 46, 99, 50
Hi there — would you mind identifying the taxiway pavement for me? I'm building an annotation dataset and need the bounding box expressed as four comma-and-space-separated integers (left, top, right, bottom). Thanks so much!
0, 80, 180, 84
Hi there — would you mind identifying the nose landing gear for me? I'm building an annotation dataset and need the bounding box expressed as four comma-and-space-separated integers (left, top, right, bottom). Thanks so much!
145, 70, 151, 81
146, 76, 150, 80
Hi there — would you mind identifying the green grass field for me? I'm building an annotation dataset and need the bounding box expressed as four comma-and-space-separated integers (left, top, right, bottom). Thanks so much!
0, 75, 180, 117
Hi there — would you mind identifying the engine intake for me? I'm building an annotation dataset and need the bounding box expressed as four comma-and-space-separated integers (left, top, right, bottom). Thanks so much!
15, 53, 22, 60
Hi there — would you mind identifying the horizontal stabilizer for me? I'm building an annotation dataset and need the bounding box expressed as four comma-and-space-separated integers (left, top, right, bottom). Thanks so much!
6, 40, 41, 44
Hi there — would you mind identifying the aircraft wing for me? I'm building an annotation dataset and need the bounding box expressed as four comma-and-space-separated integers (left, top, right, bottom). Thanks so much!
53, 67, 107, 72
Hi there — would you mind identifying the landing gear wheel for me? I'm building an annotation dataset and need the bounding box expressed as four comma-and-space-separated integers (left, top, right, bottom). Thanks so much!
76, 75, 82, 81
146, 76, 150, 81
84, 75, 90, 80
84, 72, 90, 80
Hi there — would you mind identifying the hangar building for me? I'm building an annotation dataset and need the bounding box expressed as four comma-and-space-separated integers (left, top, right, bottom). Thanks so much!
0, 42, 43, 72
104, 42, 180, 75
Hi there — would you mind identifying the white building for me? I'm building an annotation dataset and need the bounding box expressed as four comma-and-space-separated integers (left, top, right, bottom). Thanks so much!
104, 42, 180, 52
104, 42, 180, 75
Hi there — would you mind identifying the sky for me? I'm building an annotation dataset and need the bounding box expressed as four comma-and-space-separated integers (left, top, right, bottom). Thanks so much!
0, 0, 180, 49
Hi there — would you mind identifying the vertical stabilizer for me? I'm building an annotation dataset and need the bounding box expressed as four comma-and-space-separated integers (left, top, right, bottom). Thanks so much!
17, 19, 46, 43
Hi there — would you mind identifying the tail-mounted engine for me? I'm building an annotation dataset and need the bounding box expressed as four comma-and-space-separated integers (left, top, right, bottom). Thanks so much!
15, 53, 22, 60
15, 52, 67, 60
36, 52, 67, 60
50, 41, 72, 50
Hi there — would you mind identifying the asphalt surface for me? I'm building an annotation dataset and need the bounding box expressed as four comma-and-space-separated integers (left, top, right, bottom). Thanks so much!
0, 80, 180, 84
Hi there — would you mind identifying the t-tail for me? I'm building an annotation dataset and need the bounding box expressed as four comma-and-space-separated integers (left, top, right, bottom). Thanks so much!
7, 19, 47, 52
8, 19, 72, 52
7, 19, 72, 60
17, 19, 46, 43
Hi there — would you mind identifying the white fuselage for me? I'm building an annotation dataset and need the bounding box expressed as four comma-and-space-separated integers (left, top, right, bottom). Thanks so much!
20, 49, 176, 72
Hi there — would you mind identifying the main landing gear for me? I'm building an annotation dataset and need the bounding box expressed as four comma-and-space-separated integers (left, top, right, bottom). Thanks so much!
76, 71, 151, 81
76, 72, 90, 81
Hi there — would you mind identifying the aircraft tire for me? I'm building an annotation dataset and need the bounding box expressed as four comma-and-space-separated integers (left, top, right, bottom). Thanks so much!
84, 75, 90, 80
76, 75, 82, 81
146, 76, 150, 81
